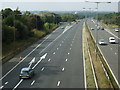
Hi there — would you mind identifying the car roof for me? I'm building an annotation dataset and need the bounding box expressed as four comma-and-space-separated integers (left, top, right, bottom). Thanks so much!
109, 37, 115, 39
99, 39, 104, 41
21, 67, 30, 71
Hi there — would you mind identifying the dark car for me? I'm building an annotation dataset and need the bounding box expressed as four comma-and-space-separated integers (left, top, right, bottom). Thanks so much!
91, 28, 94, 30
19, 67, 34, 79
101, 27, 104, 30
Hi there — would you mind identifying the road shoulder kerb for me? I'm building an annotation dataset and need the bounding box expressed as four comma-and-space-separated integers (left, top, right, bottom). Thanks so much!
86, 40, 98, 89
82, 22, 87, 89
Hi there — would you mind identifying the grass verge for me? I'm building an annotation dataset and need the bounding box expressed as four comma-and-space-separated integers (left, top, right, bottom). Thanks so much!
84, 22, 113, 88
83, 23, 96, 88
2, 26, 58, 64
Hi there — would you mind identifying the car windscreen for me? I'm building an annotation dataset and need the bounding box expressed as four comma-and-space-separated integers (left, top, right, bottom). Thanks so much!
21, 71, 29, 74
111, 39, 115, 40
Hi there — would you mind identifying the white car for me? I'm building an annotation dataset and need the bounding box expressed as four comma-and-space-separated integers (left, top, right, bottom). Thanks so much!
61, 26, 64, 29
97, 26, 100, 30
109, 37, 116, 44
91, 28, 94, 30
98, 39, 107, 45
114, 28, 119, 32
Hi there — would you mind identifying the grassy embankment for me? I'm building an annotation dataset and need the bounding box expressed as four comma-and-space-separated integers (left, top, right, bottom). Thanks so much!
2, 25, 58, 64
99, 22, 119, 29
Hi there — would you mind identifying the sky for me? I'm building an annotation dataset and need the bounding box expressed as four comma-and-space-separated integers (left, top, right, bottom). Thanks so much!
0, 0, 120, 12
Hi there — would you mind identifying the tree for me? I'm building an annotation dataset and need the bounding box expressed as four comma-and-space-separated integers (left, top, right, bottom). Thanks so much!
2, 25, 15, 43
3, 15, 14, 26
2, 8, 13, 19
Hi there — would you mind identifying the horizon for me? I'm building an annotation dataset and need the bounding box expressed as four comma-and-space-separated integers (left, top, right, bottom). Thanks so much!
1, 2, 119, 12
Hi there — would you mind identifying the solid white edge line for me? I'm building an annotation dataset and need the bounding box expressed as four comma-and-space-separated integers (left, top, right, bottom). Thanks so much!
13, 79, 23, 90
98, 45, 120, 88
82, 22, 87, 89
87, 42, 98, 89
105, 29, 120, 40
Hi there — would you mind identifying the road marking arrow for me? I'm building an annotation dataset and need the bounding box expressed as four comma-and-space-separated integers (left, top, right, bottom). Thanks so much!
32, 53, 47, 69
41, 53, 47, 59
28, 57, 35, 68
29, 57, 35, 64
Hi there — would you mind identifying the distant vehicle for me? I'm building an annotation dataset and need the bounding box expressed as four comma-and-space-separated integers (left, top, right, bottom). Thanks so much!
19, 67, 34, 79
61, 26, 64, 29
95, 25, 97, 27
91, 28, 94, 30
101, 27, 104, 30
98, 39, 107, 45
114, 28, 119, 32
109, 37, 116, 44
97, 26, 100, 30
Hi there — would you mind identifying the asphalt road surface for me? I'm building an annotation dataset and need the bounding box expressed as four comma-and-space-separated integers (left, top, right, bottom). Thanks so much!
87, 19, 119, 82
1, 21, 85, 89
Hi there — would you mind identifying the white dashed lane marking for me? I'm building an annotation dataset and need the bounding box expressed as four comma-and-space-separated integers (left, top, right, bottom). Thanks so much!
115, 53, 117, 55
57, 81, 61, 87
41, 67, 45, 71
48, 59, 51, 61
5, 82, 8, 85
53, 52, 55, 54
62, 68, 65, 71
31, 80, 35, 85
65, 59, 68, 62
0, 86, 4, 89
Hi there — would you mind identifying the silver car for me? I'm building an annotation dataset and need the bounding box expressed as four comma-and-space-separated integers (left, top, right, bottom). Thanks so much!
19, 67, 34, 79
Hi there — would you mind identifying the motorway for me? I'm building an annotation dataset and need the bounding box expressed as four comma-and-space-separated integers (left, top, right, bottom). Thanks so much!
1, 21, 84, 89
87, 19, 119, 82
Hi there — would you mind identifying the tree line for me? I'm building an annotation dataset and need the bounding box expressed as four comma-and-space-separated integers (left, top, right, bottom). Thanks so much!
2, 8, 83, 44
96, 12, 120, 26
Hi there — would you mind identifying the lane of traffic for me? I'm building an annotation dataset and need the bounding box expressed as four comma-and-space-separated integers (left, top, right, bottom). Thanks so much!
15, 21, 84, 88
87, 19, 118, 80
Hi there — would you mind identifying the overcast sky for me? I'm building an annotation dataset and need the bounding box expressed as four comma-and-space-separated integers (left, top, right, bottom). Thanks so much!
0, 0, 119, 12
